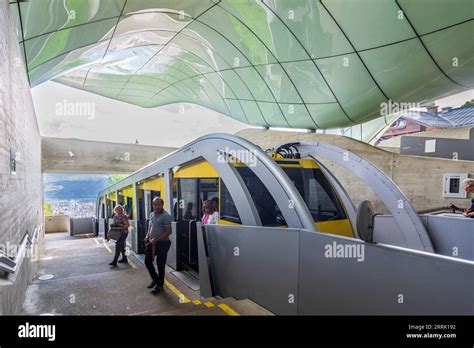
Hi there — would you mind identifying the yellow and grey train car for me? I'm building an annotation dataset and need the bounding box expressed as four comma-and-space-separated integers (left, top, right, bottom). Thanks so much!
96, 134, 354, 274
96, 134, 473, 315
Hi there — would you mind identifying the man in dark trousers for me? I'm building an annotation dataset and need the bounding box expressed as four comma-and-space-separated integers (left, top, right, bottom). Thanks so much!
144, 197, 172, 294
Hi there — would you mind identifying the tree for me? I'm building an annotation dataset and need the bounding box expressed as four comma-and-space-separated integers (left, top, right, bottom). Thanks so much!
107, 174, 128, 186
462, 99, 474, 107
44, 202, 53, 216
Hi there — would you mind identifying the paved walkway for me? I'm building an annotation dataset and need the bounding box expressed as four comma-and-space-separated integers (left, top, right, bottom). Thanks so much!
23, 232, 271, 316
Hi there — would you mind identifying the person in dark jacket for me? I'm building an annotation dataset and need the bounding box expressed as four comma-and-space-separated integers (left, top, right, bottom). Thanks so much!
109, 205, 130, 267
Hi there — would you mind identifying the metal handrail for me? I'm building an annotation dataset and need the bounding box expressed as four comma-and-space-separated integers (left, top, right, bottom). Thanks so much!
188, 219, 196, 265
0, 223, 42, 274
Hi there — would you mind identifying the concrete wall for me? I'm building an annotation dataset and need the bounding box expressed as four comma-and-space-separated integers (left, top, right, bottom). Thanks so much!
378, 126, 473, 149
42, 137, 177, 174
0, 2, 43, 314
237, 129, 474, 214
400, 127, 474, 161
45, 215, 70, 233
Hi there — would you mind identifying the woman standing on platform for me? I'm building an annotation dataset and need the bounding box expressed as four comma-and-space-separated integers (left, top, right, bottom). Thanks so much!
109, 205, 130, 267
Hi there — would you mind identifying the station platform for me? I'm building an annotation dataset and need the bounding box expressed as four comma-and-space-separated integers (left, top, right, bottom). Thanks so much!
22, 232, 272, 316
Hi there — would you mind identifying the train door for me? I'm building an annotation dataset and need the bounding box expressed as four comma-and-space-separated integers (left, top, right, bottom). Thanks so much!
176, 178, 218, 276
176, 178, 199, 274
132, 190, 147, 255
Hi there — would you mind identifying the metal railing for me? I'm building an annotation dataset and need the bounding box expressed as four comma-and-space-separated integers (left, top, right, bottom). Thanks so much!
0, 224, 42, 274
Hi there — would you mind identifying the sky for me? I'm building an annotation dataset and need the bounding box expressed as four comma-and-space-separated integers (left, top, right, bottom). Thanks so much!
31, 81, 252, 148
31, 81, 473, 148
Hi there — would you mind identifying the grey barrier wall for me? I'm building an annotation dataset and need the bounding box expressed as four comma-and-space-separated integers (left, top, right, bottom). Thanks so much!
69, 218, 94, 236
423, 214, 474, 261
298, 231, 473, 315
45, 215, 70, 233
167, 222, 179, 270
98, 219, 106, 238
374, 215, 474, 261
128, 220, 139, 253
204, 225, 300, 315
202, 225, 474, 315
400, 127, 474, 161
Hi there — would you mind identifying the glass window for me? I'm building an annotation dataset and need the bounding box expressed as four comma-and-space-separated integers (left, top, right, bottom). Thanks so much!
219, 179, 241, 224
283, 167, 346, 222
236, 167, 286, 227
306, 169, 346, 221
199, 179, 219, 215
220, 166, 346, 225
178, 179, 198, 221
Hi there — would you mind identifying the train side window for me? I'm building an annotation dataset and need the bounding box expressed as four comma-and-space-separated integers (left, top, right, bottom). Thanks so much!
219, 180, 241, 224
199, 178, 219, 215
178, 179, 198, 221
236, 167, 286, 227
305, 169, 346, 221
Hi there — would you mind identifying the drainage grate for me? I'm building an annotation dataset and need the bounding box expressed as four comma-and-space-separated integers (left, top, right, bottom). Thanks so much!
38, 274, 54, 281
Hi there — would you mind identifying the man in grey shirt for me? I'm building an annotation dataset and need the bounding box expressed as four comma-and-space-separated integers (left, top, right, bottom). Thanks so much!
144, 197, 172, 294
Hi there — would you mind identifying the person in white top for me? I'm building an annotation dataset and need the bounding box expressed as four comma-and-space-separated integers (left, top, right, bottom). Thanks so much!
201, 200, 218, 225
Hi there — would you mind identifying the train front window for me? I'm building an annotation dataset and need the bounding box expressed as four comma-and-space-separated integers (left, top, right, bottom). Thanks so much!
283, 167, 346, 222
235, 167, 286, 227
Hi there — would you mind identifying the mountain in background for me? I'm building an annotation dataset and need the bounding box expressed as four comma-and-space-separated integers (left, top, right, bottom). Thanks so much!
44, 174, 109, 202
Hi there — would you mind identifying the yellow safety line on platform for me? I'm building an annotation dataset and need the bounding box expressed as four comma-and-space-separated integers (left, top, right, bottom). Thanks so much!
218, 304, 240, 316
102, 241, 112, 253
127, 259, 138, 269
164, 279, 190, 303
193, 300, 202, 305
204, 301, 214, 308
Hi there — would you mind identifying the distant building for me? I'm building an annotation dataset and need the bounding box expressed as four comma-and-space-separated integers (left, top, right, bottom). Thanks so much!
377, 105, 474, 143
